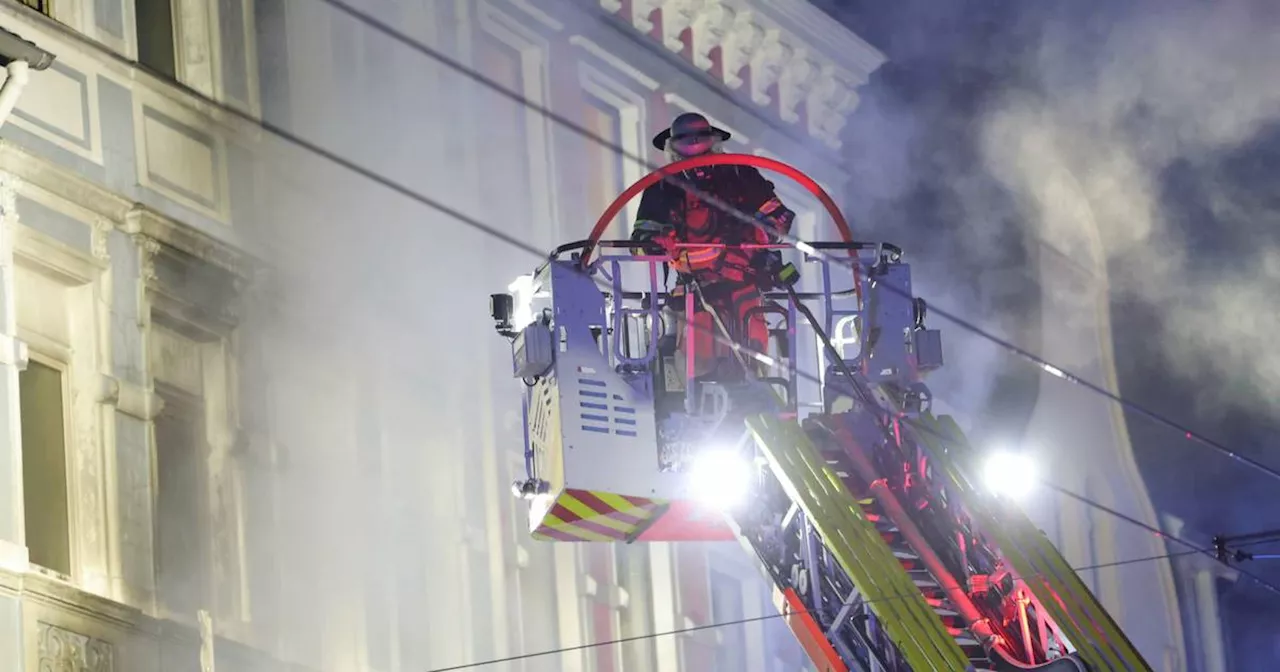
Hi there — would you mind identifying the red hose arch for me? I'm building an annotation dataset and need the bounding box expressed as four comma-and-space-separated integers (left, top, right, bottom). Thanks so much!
578, 153, 856, 270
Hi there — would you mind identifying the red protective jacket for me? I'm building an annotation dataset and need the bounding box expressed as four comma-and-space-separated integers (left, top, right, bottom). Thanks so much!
631, 164, 795, 284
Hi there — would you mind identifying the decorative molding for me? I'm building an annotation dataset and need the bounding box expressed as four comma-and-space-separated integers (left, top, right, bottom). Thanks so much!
9, 58, 105, 166
497, 0, 565, 31
36, 621, 115, 672
569, 36, 660, 90
0, 333, 30, 370
630, 0, 660, 34
135, 234, 162, 284
90, 217, 112, 260
199, 609, 216, 672
132, 92, 233, 224
689, 2, 734, 72
476, 0, 563, 244
720, 9, 764, 89
0, 141, 132, 221
658, 0, 700, 53
596, 0, 887, 149
131, 206, 260, 280
578, 61, 649, 224
0, 141, 258, 277
97, 374, 167, 420
0, 169, 21, 224
13, 222, 108, 285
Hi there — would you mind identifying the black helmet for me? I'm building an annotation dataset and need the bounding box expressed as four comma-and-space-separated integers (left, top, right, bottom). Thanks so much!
651, 112, 732, 151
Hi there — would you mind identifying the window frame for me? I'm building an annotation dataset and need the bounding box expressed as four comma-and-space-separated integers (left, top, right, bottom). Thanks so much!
470, 0, 559, 246
579, 542, 623, 672
17, 346, 78, 581
576, 62, 648, 239
673, 543, 717, 670
150, 377, 214, 625
144, 304, 250, 637
128, 0, 262, 114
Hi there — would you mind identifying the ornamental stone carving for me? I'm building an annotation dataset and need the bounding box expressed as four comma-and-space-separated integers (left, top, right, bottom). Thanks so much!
659, 0, 705, 53
36, 622, 115, 672
690, 2, 734, 70
749, 29, 790, 106
807, 68, 863, 147
91, 217, 112, 260
135, 234, 161, 284
630, 0, 661, 33
720, 10, 764, 88
599, 0, 886, 150
777, 51, 819, 123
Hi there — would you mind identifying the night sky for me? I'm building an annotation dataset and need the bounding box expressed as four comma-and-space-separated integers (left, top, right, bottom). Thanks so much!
815, 0, 1280, 667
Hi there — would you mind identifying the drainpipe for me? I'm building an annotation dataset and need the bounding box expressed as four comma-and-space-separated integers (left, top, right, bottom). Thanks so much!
0, 26, 57, 129
0, 59, 30, 130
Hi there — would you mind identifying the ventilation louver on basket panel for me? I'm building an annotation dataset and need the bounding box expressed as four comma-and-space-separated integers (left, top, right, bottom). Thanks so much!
529, 379, 558, 471
575, 368, 638, 439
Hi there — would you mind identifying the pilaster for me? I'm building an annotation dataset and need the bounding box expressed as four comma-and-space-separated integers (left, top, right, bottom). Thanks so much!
0, 169, 26, 672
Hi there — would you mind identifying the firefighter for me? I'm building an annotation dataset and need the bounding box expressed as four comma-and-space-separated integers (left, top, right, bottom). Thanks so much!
630, 112, 798, 383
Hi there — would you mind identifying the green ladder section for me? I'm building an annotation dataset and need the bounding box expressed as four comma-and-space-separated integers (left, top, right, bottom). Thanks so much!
746, 415, 972, 672
914, 414, 1153, 672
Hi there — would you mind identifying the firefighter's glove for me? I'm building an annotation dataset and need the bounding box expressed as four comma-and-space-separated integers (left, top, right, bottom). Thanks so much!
630, 221, 672, 256
751, 251, 800, 290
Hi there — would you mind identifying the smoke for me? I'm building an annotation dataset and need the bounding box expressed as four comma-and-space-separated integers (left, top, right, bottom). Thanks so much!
980, 0, 1280, 420
842, 54, 1041, 440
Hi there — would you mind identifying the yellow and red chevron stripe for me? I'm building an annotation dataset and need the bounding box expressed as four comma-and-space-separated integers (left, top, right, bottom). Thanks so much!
532, 489, 664, 542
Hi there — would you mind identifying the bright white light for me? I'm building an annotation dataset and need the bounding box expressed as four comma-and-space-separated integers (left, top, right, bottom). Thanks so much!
507, 274, 537, 332
688, 448, 754, 510
982, 450, 1037, 499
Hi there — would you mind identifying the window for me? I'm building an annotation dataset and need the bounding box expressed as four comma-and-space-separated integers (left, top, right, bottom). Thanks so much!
154, 385, 212, 619
582, 96, 626, 237
17, 0, 53, 17
475, 34, 534, 235
132, 0, 257, 107
459, 409, 496, 663
514, 539, 559, 672
710, 568, 747, 671
135, 0, 177, 78
675, 543, 716, 670
504, 452, 560, 672
614, 545, 656, 671
20, 357, 71, 577
584, 544, 620, 672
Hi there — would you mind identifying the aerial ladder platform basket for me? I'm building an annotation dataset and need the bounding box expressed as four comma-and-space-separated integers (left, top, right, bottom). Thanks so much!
489, 154, 1153, 672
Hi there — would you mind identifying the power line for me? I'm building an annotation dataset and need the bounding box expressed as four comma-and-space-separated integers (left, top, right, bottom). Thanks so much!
37, 0, 1280, 597
899, 414, 1280, 597
305, 0, 1280, 484
31, 3, 1280, 666
36, 0, 1275, 487
49, 0, 1275, 484
423, 549, 1203, 672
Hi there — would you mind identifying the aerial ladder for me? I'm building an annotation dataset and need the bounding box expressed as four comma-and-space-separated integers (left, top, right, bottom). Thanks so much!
488, 155, 1154, 672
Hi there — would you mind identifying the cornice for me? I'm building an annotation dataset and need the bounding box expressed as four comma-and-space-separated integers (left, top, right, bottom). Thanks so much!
595, 0, 886, 150
0, 140, 262, 279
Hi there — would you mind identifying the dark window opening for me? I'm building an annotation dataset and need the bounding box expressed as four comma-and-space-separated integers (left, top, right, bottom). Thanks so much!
20, 359, 71, 576
17, 0, 53, 17
154, 387, 211, 619
135, 0, 177, 79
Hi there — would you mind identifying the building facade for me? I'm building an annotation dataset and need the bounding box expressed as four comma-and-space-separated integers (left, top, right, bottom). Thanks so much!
0, 0, 1204, 671
0, 0, 886, 670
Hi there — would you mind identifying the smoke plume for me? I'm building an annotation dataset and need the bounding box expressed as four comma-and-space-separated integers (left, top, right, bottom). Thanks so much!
981, 0, 1280, 421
